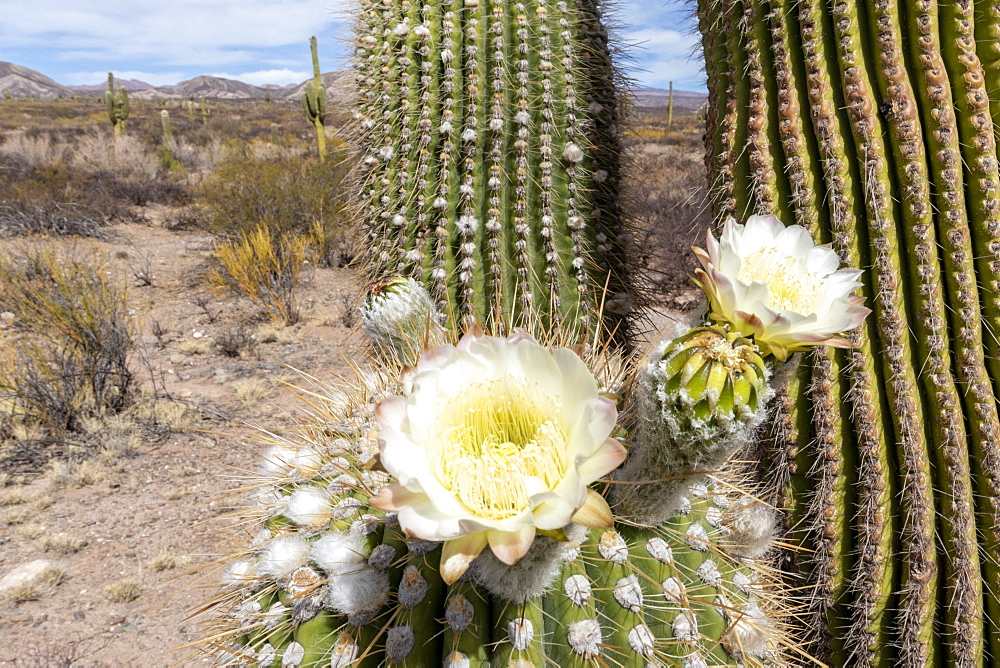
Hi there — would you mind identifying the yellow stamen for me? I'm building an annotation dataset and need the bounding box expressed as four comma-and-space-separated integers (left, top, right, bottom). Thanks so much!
737, 246, 824, 314
433, 379, 567, 520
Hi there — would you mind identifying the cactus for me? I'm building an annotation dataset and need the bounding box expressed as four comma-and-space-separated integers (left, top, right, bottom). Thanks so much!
105, 72, 129, 138
303, 36, 328, 162
696, 0, 1000, 664
190, 0, 863, 665
201, 94, 210, 124
200, 336, 792, 667
667, 80, 673, 127
159, 110, 179, 170
351, 0, 635, 345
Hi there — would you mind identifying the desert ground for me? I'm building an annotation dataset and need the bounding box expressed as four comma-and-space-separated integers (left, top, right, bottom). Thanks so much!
0, 97, 707, 665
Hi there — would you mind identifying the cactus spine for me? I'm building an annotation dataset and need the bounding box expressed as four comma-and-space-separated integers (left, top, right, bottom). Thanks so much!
105, 72, 129, 138
303, 36, 328, 162
352, 0, 634, 344
697, 0, 1000, 664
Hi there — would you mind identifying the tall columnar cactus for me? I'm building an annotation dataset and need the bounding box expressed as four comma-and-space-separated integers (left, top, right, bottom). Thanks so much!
697, 0, 1000, 664
667, 80, 673, 127
193, 1, 817, 664
105, 73, 129, 139
351, 0, 634, 345
303, 36, 328, 162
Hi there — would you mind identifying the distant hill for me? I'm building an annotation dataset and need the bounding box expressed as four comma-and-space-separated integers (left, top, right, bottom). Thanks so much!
0, 62, 72, 99
631, 87, 707, 110
0, 61, 703, 110
71, 77, 156, 93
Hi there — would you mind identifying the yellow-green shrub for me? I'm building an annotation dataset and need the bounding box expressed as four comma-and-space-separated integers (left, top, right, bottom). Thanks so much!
0, 248, 137, 435
209, 224, 309, 325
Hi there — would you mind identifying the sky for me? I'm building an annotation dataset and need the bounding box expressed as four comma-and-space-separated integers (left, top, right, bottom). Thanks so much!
0, 0, 705, 91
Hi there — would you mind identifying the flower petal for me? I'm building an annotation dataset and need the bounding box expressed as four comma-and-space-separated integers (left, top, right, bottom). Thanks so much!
576, 438, 627, 483
571, 488, 615, 528
487, 526, 536, 565
440, 532, 489, 584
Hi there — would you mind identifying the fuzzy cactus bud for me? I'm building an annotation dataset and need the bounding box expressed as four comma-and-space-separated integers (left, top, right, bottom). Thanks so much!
655, 326, 766, 434
612, 325, 772, 526
361, 277, 444, 365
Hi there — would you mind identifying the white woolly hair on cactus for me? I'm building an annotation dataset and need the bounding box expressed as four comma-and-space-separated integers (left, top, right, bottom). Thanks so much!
283, 486, 333, 529
468, 524, 589, 603
256, 535, 310, 578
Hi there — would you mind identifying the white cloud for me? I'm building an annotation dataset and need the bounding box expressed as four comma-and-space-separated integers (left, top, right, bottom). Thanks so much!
209, 69, 310, 86
0, 0, 347, 67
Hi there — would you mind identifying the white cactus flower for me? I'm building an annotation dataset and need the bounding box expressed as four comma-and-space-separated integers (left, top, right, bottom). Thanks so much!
370, 329, 626, 584
694, 215, 870, 361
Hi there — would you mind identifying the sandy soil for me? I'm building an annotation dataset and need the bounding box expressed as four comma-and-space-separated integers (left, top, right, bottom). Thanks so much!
0, 218, 367, 666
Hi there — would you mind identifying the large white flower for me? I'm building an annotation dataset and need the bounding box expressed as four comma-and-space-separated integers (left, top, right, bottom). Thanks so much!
693, 215, 870, 361
369, 329, 626, 584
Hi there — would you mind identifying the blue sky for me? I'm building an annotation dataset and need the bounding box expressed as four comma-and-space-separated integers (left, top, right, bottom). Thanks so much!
0, 0, 705, 91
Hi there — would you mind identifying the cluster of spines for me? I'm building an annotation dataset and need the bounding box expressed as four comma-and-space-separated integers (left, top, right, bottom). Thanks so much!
208, 442, 786, 667
698, 0, 1000, 664
349, 0, 635, 345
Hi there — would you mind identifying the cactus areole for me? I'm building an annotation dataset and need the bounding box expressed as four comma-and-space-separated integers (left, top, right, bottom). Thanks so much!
352, 0, 634, 346
697, 0, 1000, 664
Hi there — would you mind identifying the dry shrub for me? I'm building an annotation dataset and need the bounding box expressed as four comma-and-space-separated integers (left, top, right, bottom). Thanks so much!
166, 136, 223, 171
70, 133, 158, 181
209, 224, 309, 325
0, 248, 137, 437
0, 131, 69, 171
0, 202, 108, 239
198, 154, 353, 266
216, 325, 258, 358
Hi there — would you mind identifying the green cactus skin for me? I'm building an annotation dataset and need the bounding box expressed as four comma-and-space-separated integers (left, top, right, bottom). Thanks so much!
105, 73, 129, 139
206, 424, 789, 667
351, 0, 635, 346
303, 36, 328, 162
697, 0, 1000, 664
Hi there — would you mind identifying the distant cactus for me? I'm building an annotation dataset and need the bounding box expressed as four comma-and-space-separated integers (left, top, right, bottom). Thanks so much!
158, 110, 179, 170
201, 94, 210, 124
105, 73, 129, 138
667, 80, 673, 127
302, 35, 327, 162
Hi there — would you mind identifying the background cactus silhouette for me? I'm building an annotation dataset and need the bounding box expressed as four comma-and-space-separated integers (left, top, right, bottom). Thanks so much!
105, 72, 129, 139
303, 36, 328, 162
697, 0, 1000, 664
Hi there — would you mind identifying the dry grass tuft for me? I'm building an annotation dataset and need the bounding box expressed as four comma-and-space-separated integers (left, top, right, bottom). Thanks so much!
149, 552, 189, 572
231, 379, 272, 407
105, 577, 143, 603
0, 488, 32, 506
40, 533, 84, 556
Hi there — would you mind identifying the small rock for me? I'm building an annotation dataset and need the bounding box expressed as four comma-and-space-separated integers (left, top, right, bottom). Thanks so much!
176, 389, 193, 399
124, 551, 136, 558
73, 610, 86, 620
168, 354, 187, 365
0, 560, 65, 595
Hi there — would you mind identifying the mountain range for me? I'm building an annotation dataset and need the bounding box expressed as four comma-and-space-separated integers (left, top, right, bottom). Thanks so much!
0, 61, 705, 109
